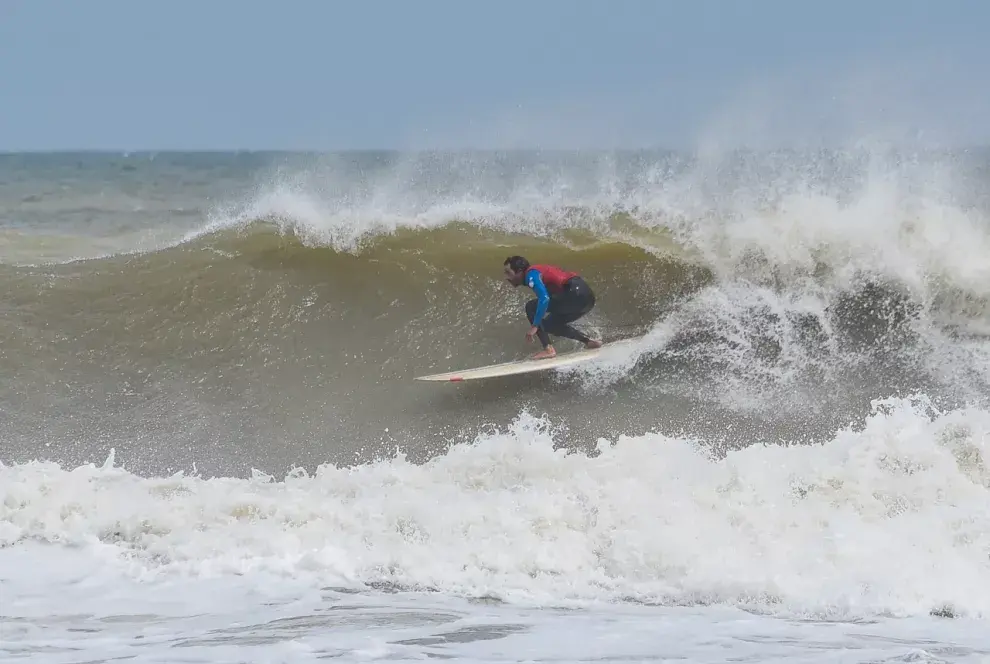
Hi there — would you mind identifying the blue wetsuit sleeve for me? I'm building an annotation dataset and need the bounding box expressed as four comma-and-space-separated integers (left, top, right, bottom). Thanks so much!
526, 270, 550, 326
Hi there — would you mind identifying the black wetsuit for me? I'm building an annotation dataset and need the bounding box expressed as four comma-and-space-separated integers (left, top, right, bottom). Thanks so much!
524, 273, 596, 347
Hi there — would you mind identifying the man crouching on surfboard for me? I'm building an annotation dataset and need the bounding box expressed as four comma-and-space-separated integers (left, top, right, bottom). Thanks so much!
503, 255, 603, 359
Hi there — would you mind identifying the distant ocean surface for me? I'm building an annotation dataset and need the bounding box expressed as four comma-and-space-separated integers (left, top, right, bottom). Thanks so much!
2, 149, 990, 662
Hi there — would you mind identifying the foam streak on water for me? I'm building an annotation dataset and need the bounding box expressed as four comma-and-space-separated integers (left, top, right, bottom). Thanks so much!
4, 549, 989, 664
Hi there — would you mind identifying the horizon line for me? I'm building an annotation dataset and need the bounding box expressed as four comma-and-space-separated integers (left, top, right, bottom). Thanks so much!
2, 144, 987, 155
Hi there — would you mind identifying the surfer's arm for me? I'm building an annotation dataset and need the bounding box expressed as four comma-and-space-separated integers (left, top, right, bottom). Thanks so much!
527, 271, 550, 326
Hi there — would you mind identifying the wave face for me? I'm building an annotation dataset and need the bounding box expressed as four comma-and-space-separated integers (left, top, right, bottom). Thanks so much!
2, 149, 990, 621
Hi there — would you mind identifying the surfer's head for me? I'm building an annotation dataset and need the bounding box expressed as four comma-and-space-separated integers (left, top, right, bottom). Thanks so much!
503, 255, 530, 286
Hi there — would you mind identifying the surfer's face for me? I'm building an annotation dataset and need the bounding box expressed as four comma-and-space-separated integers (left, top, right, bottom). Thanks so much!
504, 265, 523, 286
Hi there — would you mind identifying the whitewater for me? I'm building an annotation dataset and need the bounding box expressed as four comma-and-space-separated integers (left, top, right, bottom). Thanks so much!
2, 149, 990, 662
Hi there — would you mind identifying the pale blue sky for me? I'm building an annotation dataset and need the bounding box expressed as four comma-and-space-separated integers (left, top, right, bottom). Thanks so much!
1, 0, 987, 151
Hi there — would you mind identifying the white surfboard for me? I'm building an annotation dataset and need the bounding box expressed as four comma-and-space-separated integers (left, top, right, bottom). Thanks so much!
414, 336, 643, 382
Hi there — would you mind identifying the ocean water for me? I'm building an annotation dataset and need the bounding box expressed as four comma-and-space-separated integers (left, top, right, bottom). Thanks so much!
2, 149, 990, 662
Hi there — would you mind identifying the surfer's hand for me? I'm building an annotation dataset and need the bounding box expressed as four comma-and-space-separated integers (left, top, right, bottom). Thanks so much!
526, 326, 538, 343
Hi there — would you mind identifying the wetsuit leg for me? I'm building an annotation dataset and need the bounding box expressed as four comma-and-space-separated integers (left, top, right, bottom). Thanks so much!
540, 277, 596, 344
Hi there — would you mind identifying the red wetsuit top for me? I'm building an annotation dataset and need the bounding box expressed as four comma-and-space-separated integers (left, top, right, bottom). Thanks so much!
526, 264, 579, 294
524, 264, 580, 327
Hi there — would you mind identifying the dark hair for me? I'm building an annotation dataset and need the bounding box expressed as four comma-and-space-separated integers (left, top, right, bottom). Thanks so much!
503, 255, 530, 273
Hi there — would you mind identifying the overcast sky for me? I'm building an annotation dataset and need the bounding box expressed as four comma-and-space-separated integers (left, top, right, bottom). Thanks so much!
1, 0, 987, 151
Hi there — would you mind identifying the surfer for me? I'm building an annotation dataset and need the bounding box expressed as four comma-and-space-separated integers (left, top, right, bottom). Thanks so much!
502, 255, 603, 359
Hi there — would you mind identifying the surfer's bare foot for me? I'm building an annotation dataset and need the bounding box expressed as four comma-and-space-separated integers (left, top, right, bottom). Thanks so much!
531, 347, 556, 360
584, 339, 603, 349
